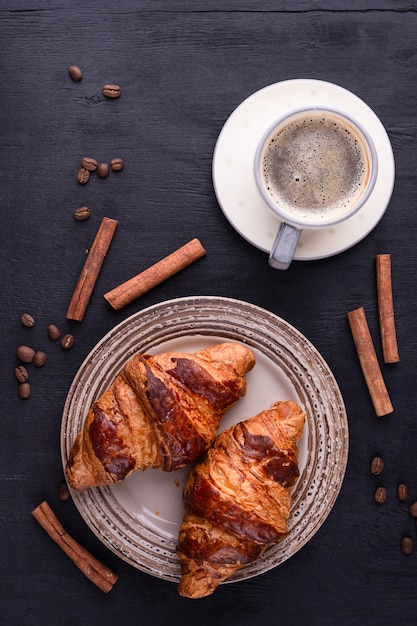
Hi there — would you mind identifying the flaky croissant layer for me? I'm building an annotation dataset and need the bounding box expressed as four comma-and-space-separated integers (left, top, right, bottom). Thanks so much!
65, 342, 256, 491
177, 400, 306, 599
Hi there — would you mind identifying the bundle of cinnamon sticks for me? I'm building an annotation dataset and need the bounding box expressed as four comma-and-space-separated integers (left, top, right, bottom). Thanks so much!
348, 253, 399, 417
65, 215, 206, 321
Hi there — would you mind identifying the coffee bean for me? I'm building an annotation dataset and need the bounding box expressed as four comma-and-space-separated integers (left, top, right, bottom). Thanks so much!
47, 324, 61, 341
110, 157, 124, 171
61, 334, 75, 350
68, 65, 82, 82
102, 84, 121, 98
57, 482, 70, 501
74, 206, 91, 221
409, 501, 417, 517
19, 382, 31, 399
20, 313, 35, 327
77, 168, 90, 184
15, 365, 29, 383
401, 536, 414, 555
16, 345, 35, 363
370, 456, 384, 475
398, 483, 408, 501
97, 162, 110, 178
374, 487, 387, 504
81, 157, 98, 172
33, 351, 47, 367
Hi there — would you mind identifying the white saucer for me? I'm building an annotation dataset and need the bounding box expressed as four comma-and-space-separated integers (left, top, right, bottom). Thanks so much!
212, 79, 395, 261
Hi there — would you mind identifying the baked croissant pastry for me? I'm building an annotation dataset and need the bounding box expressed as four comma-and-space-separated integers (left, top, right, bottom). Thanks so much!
177, 400, 305, 599
65, 342, 255, 491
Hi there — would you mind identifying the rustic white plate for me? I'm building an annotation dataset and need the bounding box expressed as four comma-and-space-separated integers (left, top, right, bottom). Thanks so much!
61, 296, 348, 584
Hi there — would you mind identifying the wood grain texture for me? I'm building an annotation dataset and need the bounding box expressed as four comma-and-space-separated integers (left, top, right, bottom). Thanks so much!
1, 3, 417, 625
2, 1, 417, 10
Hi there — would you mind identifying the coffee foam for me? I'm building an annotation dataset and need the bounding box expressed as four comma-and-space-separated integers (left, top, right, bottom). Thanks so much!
261, 112, 371, 223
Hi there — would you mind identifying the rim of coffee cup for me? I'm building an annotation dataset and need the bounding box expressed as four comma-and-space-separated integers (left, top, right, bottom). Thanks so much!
254, 105, 379, 230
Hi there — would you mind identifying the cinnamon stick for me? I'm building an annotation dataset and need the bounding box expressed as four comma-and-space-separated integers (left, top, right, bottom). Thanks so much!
104, 238, 206, 311
66, 217, 118, 321
376, 254, 400, 363
32, 501, 118, 592
347, 307, 394, 417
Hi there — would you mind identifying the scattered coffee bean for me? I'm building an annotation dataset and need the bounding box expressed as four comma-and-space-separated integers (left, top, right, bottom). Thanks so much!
16, 345, 35, 363
47, 324, 61, 341
61, 334, 75, 350
97, 162, 110, 178
18, 382, 31, 399
398, 483, 408, 501
33, 351, 47, 367
77, 168, 90, 184
81, 157, 98, 172
102, 84, 121, 98
408, 501, 417, 517
57, 482, 70, 501
401, 536, 414, 554
74, 206, 91, 221
15, 365, 29, 383
374, 487, 387, 504
68, 65, 83, 82
370, 456, 384, 475
110, 157, 124, 171
20, 313, 35, 327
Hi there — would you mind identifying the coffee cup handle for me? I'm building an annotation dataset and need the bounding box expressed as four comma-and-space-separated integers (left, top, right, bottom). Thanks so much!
268, 222, 302, 270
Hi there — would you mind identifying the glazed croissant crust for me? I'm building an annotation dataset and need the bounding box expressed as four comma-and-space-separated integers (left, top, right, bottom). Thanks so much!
177, 400, 306, 599
65, 342, 255, 491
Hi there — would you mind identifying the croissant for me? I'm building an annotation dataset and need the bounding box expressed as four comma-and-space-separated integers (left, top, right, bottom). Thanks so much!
177, 400, 305, 599
65, 342, 256, 491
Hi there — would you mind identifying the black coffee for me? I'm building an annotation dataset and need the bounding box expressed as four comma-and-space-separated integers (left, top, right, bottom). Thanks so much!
261, 111, 371, 223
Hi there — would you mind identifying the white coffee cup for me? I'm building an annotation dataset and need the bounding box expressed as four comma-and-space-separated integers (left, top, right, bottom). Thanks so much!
254, 106, 378, 269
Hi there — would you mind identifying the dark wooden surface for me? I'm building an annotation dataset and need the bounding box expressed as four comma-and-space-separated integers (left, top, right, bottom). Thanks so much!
2, 3, 417, 625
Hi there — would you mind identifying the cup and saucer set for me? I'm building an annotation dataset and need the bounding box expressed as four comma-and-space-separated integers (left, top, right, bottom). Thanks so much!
212, 78, 395, 267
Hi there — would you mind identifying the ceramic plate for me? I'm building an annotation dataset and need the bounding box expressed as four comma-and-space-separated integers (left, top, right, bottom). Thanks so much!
213, 78, 395, 260
61, 296, 348, 584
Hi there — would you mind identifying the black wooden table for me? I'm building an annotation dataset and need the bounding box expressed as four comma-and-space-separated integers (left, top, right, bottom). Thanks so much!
2, 2, 417, 624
